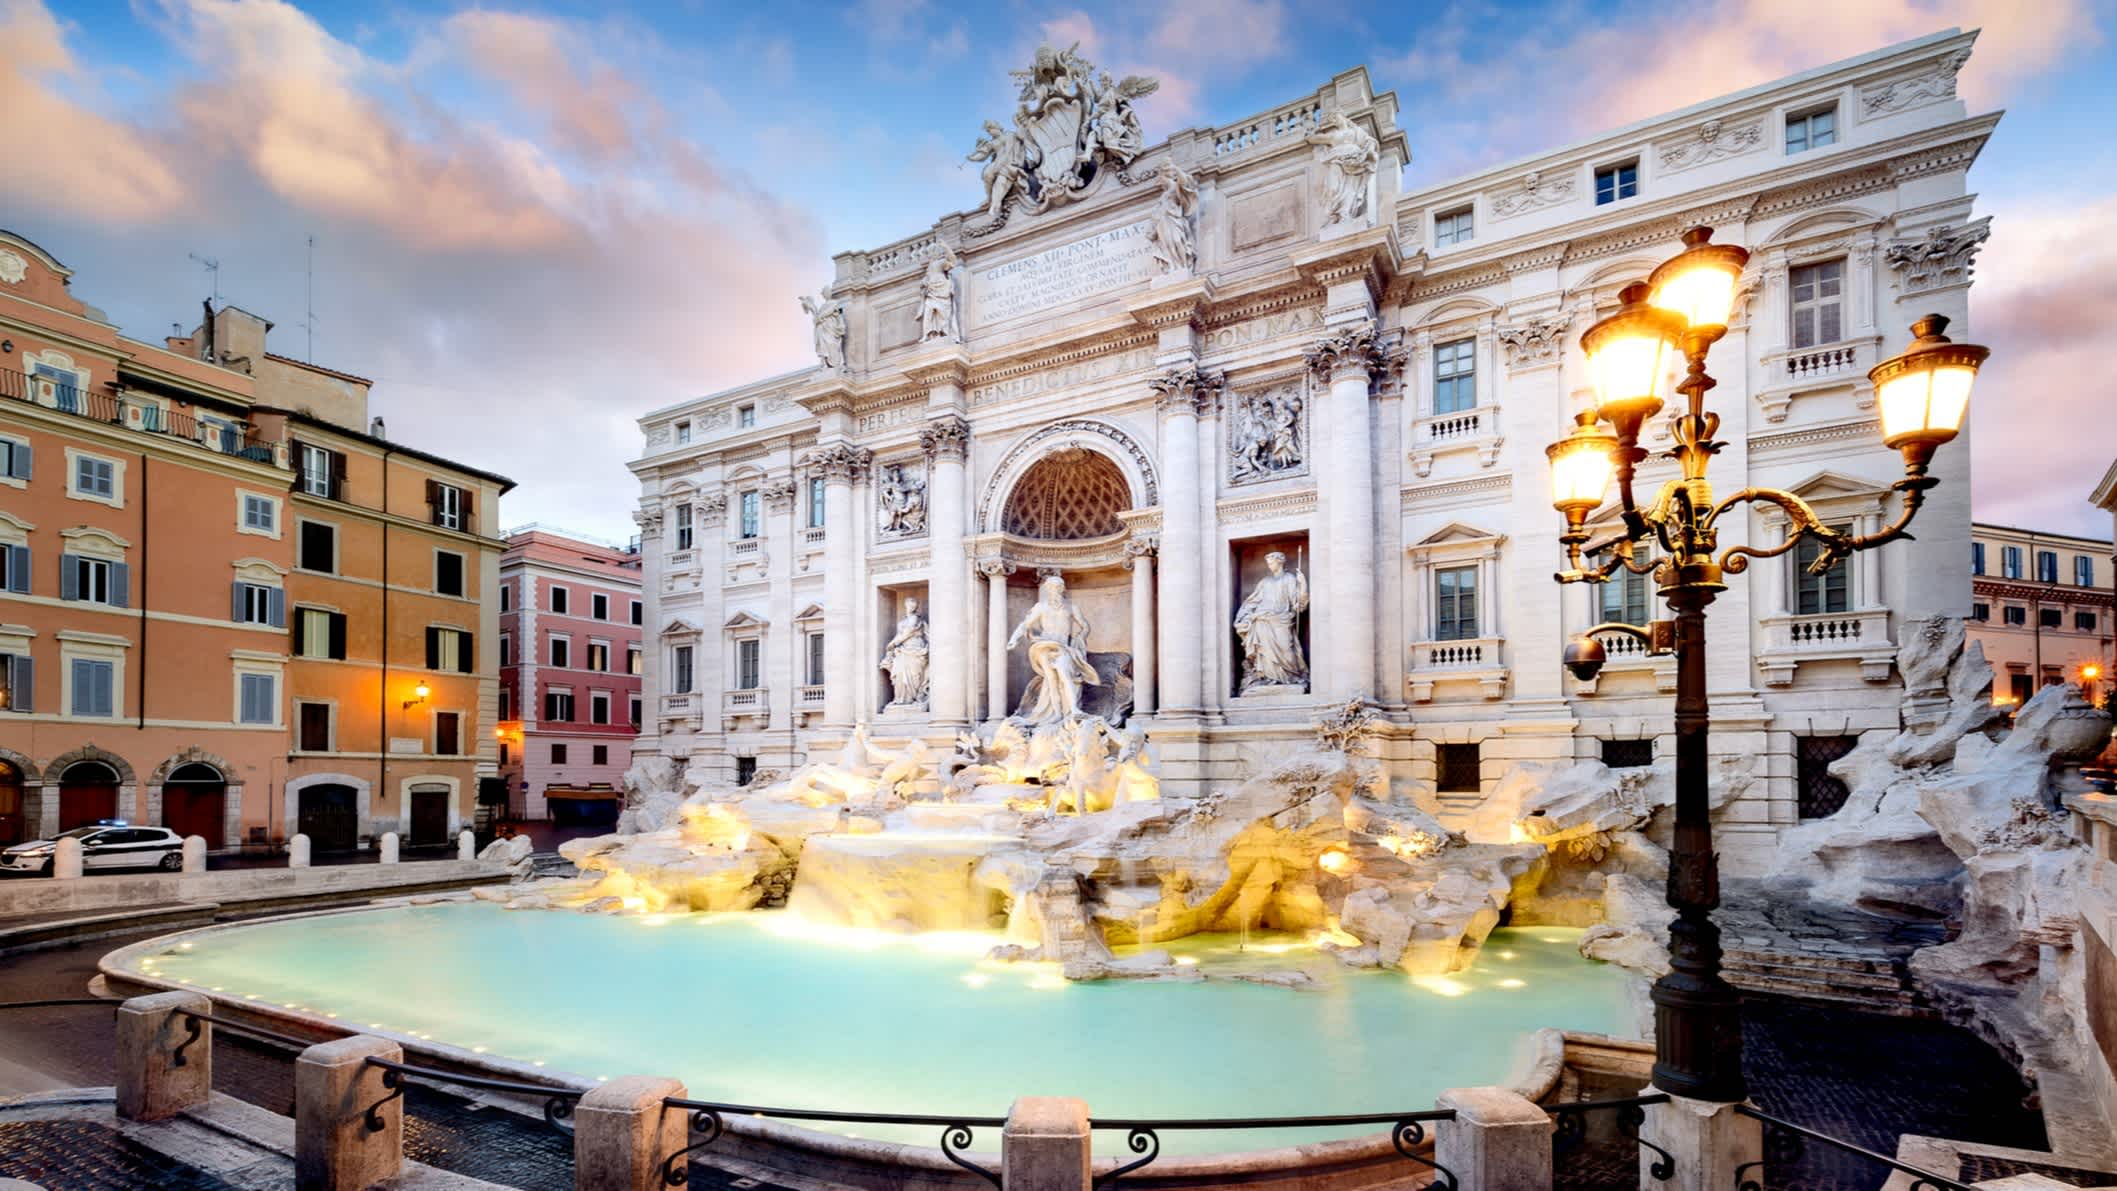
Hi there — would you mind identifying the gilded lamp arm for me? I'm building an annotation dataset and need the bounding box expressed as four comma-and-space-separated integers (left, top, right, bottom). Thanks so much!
1710, 476, 1933, 576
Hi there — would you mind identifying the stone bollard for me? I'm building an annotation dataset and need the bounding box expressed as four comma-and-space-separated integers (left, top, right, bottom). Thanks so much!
182, 835, 207, 873
1640, 1090, 1759, 1191
1004, 1097, 1090, 1191
289, 833, 312, 868
378, 832, 399, 864
116, 991, 211, 1121
295, 1035, 403, 1191
1436, 1087, 1553, 1190
53, 836, 83, 879
457, 829, 474, 861
575, 1076, 687, 1191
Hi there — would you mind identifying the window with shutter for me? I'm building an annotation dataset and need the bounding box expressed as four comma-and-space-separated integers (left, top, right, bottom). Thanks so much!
70, 658, 114, 717
1, 544, 26, 593
297, 702, 332, 751
238, 673, 276, 724
0, 438, 30, 481
435, 711, 461, 755
299, 521, 336, 573
3, 654, 31, 712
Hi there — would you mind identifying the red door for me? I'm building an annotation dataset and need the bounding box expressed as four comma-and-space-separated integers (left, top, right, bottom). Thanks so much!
162, 764, 226, 846
58, 762, 120, 831
0, 765, 23, 845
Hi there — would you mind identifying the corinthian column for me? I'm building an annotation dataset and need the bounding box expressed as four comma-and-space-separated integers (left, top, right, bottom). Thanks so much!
1304, 323, 1390, 700
1125, 536, 1158, 716
922, 416, 972, 726
1149, 366, 1222, 715
980, 560, 1014, 720
807, 445, 870, 726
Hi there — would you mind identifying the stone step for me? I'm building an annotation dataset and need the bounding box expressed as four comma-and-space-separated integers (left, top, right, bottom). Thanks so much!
1729, 976, 1933, 1017
1723, 957, 1910, 992
1724, 946, 1906, 975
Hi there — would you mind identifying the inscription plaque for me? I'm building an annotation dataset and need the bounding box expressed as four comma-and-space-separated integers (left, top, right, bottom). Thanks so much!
965, 221, 1158, 328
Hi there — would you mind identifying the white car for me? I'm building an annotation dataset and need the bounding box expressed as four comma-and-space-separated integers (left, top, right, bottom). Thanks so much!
1, 823, 186, 875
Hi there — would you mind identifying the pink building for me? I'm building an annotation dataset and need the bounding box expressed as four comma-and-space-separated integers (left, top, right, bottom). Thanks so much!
496, 528, 643, 823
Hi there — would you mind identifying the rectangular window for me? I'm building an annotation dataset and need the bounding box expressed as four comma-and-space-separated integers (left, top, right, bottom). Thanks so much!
1594, 160, 1638, 205
627, 645, 643, 675
1970, 602, 1990, 621
808, 477, 826, 529
2002, 545, 2023, 579
2040, 608, 2062, 629
1598, 567, 1649, 626
739, 491, 761, 539
499, 741, 510, 766
238, 672, 276, 724
673, 646, 694, 694
73, 455, 115, 499
70, 658, 114, 717
629, 694, 642, 727
233, 582, 283, 626
587, 642, 609, 671
630, 599, 643, 626
549, 636, 571, 668
295, 608, 347, 659
593, 744, 609, 766
297, 702, 332, 751
1433, 565, 1479, 641
549, 585, 569, 614
1971, 542, 1985, 576
299, 521, 336, 573
674, 504, 693, 550
551, 743, 568, 765
736, 639, 761, 690
435, 551, 465, 597
429, 481, 466, 531
500, 634, 514, 667
1796, 734, 1858, 818
2076, 611, 2099, 632
2037, 551, 2058, 584
737, 404, 756, 428
592, 593, 609, 621
1785, 105, 1837, 154
807, 632, 825, 685
545, 690, 575, 721
298, 444, 336, 498
2011, 673, 2034, 702
0, 543, 25, 594
499, 686, 513, 721
1789, 259, 1844, 349
1602, 739, 1653, 769
1434, 205, 1474, 247
0, 437, 31, 481
62, 555, 126, 607
2077, 555, 2096, 588
242, 494, 276, 533
0, 652, 30, 713
674, 421, 691, 445
1793, 528, 1851, 614
1433, 337, 1476, 414
427, 627, 473, 673
735, 756, 758, 785
1436, 743, 1481, 793
591, 691, 611, 725
2003, 605, 2026, 626
435, 710, 461, 756
499, 582, 512, 612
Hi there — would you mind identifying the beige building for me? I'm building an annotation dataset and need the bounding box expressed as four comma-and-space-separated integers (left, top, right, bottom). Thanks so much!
1967, 522, 2113, 706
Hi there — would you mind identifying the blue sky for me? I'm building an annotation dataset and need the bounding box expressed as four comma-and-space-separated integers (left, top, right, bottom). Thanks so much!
4, 0, 2114, 541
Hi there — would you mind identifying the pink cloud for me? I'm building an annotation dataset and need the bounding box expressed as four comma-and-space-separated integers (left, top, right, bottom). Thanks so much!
444, 9, 644, 163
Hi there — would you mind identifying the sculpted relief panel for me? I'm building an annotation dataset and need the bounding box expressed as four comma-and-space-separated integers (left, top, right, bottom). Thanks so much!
1227, 382, 1307, 484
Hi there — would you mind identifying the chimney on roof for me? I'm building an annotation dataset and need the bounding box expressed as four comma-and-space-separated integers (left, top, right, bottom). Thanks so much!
370, 415, 387, 440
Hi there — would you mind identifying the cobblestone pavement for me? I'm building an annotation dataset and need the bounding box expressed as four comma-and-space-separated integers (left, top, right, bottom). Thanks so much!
1960, 1152, 2117, 1187
0, 1120, 244, 1189
1719, 881, 1953, 956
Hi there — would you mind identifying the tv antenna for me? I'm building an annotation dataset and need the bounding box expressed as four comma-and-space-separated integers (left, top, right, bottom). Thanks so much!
187, 252, 221, 307
304, 235, 317, 362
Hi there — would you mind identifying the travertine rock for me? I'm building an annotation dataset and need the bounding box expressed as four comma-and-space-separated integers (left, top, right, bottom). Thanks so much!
477, 835, 534, 865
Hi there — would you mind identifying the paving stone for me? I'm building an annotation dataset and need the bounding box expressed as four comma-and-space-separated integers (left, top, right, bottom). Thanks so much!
0, 1120, 240, 1190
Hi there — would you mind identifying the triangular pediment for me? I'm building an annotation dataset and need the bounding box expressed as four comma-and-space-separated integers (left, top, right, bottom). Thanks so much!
659, 617, 701, 638
1784, 469, 1888, 500
793, 603, 825, 623
1417, 522, 1503, 547
723, 610, 770, 631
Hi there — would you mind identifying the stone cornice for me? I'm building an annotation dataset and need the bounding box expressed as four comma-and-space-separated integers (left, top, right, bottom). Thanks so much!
1972, 577, 2114, 608
1289, 225, 1402, 302
1125, 277, 1217, 330
1745, 417, 1882, 457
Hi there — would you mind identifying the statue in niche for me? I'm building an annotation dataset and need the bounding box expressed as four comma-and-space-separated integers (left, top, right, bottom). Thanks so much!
918, 246, 962, 342
1306, 113, 1380, 229
1006, 573, 1102, 724
1147, 163, 1199, 275
799, 286, 847, 371
878, 464, 928, 536
1235, 550, 1311, 693
881, 598, 931, 709
1228, 386, 1305, 481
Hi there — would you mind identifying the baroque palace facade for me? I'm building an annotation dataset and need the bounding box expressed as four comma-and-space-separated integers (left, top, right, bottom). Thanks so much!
632, 31, 1990, 870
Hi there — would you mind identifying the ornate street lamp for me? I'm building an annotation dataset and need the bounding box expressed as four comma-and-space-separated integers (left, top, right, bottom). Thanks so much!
1546, 226, 1985, 1103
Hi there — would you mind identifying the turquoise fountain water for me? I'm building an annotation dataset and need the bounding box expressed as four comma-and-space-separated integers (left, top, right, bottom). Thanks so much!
135, 903, 1626, 1154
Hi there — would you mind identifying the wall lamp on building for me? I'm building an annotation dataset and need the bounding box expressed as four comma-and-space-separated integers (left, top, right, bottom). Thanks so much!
1543, 225, 1987, 1105
403, 682, 432, 710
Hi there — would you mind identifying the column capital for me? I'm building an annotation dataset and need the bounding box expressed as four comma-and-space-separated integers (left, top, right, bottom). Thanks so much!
761, 476, 798, 510
976, 558, 1015, 578
1149, 365, 1225, 417
1123, 532, 1160, 569
804, 443, 873, 484
632, 504, 665, 541
920, 415, 971, 462
696, 492, 727, 527
1305, 320, 1402, 384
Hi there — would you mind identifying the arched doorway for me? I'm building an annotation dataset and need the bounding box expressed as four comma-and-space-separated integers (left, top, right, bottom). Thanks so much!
163, 762, 226, 846
0, 761, 24, 845
58, 761, 120, 831
297, 783, 359, 853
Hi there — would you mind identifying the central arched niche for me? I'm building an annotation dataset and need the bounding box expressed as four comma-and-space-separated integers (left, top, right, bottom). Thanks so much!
1001, 447, 1130, 540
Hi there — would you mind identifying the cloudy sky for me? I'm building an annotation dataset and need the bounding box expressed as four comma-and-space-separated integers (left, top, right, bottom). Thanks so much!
4, 0, 2112, 542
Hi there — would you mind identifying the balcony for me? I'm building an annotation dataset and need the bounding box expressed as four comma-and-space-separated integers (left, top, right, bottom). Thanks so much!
1408, 405, 1503, 476
1407, 636, 1509, 701
722, 686, 769, 731
3, 367, 280, 464
660, 693, 694, 715
797, 684, 826, 707
1756, 608, 1896, 686
1755, 336, 1881, 423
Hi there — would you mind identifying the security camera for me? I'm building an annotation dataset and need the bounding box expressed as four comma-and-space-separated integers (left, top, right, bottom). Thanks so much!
1563, 636, 1607, 681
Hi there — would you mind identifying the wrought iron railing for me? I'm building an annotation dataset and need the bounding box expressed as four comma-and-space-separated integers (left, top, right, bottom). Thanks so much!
659, 1097, 1008, 1187
361, 1055, 583, 1134
171, 1008, 314, 1066
1733, 1106, 1972, 1191
1, 366, 279, 463
1550, 1092, 1673, 1183
1084, 1109, 1460, 1189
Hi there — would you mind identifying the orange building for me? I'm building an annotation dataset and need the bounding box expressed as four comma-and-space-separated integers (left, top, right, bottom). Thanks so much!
0, 229, 513, 852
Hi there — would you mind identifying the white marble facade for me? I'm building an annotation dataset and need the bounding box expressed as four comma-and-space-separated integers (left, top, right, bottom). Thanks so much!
630, 32, 1992, 871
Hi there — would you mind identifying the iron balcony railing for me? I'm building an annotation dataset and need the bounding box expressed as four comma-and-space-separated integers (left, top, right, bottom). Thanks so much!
1, 366, 279, 464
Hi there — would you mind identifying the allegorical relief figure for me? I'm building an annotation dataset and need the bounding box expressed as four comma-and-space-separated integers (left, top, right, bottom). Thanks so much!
878, 464, 927, 536
800, 286, 848, 371
1006, 574, 1102, 723
1306, 113, 1380, 229
1228, 385, 1305, 481
1235, 550, 1310, 693
919, 245, 961, 342
1147, 163, 1199, 275
881, 598, 931, 709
